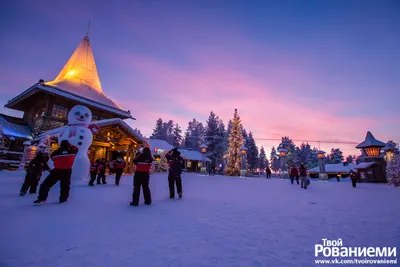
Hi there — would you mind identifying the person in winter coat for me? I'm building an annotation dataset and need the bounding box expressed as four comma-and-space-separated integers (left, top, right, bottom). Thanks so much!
114, 157, 126, 186
266, 167, 272, 179
166, 148, 184, 199
88, 159, 100, 186
299, 164, 308, 189
131, 147, 153, 206
289, 166, 299, 185
96, 158, 108, 184
20, 151, 51, 196
34, 140, 78, 204
349, 170, 357, 188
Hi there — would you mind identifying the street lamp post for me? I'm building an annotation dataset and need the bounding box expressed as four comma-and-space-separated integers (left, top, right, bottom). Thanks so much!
355, 131, 386, 183
240, 145, 248, 177
200, 144, 208, 174
277, 147, 288, 179
316, 150, 328, 181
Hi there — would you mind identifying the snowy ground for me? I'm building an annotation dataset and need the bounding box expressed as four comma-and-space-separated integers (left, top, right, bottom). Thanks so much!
0, 171, 399, 267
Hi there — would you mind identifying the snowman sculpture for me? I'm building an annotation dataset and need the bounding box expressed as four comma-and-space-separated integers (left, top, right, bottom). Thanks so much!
58, 105, 100, 180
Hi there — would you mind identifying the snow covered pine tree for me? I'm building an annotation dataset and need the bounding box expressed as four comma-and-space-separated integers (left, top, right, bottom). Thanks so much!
387, 154, 400, 186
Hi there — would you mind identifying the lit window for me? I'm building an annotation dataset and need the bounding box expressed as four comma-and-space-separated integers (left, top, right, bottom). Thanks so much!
51, 105, 68, 119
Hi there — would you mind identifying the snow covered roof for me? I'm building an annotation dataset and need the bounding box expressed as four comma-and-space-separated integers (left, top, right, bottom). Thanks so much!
383, 142, 396, 151
308, 163, 357, 173
6, 83, 133, 119
355, 162, 376, 169
356, 131, 386, 148
32, 118, 145, 144
0, 115, 32, 139
147, 139, 174, 152
179, 149, 212, 162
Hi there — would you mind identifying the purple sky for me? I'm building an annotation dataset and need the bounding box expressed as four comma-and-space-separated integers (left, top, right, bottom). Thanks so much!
1, 0, 399, 156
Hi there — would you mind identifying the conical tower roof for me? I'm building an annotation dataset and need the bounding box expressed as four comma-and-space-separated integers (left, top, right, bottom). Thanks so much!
356, 131, 386, 148
46, 36, 123, 110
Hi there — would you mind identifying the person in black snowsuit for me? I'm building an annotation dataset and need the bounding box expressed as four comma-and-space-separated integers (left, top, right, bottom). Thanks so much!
88, 159, 100, 186
20, 151, 50, 196
166, 148, 184, 199
34, 140, 78, 204
96, 158, 108, 184
131, 147, 153, 206
114, 157, 126, 186
266, 167, 272, 179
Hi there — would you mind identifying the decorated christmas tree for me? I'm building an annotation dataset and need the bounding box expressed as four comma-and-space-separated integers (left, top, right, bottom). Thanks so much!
387, 154, 400, 187
226, 109, 243, 176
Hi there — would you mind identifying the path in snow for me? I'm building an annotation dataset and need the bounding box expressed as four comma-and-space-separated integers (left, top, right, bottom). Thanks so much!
0, 171, 399, 267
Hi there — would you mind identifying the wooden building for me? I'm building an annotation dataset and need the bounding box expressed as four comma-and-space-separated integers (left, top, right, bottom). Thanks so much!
2, 34, 145, 173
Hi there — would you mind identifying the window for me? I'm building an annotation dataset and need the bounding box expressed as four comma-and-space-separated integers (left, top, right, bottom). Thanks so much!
34, 105, 46, 120
51, 105, 68, 119
92, 114, 100, 121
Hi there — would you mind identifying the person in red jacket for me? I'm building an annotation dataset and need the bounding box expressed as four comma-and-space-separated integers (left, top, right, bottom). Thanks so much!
88, 159, 100, 186
166, 148, 184, 199
34, 140, 78, 204
96, 158, 108, 184
114, 157, 126, 186
289, 165, 299, 185
130, 147, 153, 206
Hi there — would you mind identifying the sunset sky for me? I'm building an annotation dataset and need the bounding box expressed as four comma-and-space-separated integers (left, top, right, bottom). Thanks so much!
1, 0, 399, 156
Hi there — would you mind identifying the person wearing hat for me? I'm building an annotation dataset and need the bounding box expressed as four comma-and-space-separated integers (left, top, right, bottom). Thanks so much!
34, 140, 78, 204
165, 148, 185, 199
131, 147, 153, 206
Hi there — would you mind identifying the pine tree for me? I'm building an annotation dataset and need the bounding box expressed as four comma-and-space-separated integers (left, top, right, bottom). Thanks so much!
247, 132, 259, 172
259, 146, 267, 171
183, 131, 191, 148
295, 143, 313, 168
270, 146, 280, 172
346, 155, 355, 163
171, 123, 182, 148
387, 154, 400, 186
164, 120, 174, 144
309, 147, 319, 168
151, 118, 164, 140
204, 111, 225, 166
278, 137, 297, 166
226, 109, 243, 176
328, 148, 344, 164
185, 119, 205, 150
355, 150, 367, 164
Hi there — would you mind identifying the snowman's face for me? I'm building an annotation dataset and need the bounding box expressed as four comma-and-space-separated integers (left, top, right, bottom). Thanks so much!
68, 105, 92, 125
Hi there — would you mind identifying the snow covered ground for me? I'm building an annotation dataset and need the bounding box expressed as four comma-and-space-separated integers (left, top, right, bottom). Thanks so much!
0, 171, 399, 267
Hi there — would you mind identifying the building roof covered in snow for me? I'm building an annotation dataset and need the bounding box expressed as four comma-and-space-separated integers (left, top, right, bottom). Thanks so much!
179, 149, 212, 162
147, 139, 174, 153
308, 163, 357, 173
5, 36, 132, 120
355, 162, 376, 169
0, 114, 32, 139
356, 131, 386, 148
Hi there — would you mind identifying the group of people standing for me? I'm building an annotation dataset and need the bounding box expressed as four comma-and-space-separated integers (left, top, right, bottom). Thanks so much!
289, 164, 309, 189
88, 157, 126, 186
129, 147, 185, 206
19, 140, 185, 206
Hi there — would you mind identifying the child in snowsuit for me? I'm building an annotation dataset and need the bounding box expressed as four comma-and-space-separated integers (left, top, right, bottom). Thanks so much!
131, 147, 153, 206
96, 158, 107, 184
88, 159, 100, 186
166, 148, 184, 199
290, 166, 299, 185
34, 140, 77, 204
114, 157, 126, 186
299, 164, 308, 189
20, 151, 50, 196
